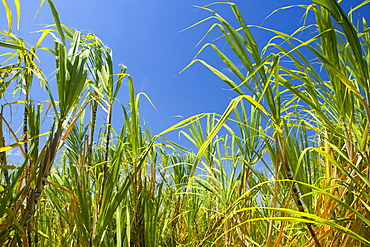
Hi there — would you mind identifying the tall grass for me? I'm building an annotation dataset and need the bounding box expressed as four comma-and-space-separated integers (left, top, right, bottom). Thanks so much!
180, 1, 370, 246
0, 0, 369, 246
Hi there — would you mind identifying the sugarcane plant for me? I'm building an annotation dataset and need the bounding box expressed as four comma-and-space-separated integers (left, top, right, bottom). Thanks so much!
1, 0, 370, 246
181, 0, 370, 246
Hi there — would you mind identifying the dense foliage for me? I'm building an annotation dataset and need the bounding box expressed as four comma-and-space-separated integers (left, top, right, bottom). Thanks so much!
0, 0, 369, 246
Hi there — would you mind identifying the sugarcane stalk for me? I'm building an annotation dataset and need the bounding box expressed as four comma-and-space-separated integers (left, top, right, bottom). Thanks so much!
277, 136, 321, 247
92, 103, 112, 243
10, 124, 63, 247
87, 100, 98, 167
0, 106, 9, 186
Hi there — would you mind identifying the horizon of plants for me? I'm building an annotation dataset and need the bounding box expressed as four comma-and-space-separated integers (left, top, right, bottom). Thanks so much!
0, 0, 369, 246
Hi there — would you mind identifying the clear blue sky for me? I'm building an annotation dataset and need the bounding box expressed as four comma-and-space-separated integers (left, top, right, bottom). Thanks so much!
1, 0, 368, 149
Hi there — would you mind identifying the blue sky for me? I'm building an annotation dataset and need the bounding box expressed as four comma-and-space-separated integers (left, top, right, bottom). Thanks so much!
1, 0, 368, 150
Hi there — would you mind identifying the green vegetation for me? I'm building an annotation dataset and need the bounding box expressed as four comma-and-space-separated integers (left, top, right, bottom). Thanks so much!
1, 0, 370, 246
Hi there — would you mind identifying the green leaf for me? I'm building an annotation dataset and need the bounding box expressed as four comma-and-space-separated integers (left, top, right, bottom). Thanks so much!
47, 0, 65, 45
